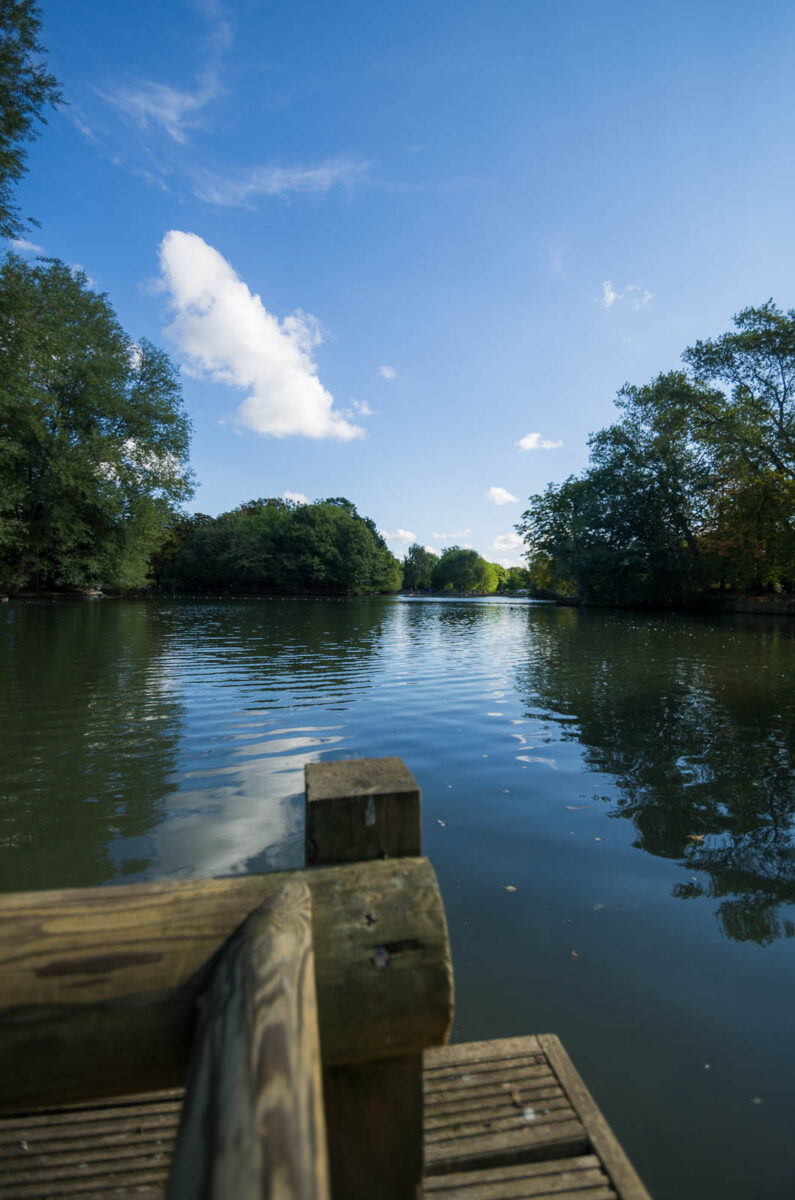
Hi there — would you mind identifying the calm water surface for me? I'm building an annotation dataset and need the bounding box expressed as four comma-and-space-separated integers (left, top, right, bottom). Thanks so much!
2, 597, 794, 1199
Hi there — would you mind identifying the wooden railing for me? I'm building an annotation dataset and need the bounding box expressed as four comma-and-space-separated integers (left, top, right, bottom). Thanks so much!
0, 757, 452, 1200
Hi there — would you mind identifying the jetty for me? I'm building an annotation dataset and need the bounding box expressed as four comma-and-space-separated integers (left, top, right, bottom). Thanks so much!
0, 758, 652, 1199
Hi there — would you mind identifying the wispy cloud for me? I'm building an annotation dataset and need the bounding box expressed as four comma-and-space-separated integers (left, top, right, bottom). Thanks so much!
601, 280, 653, 310
379, 528, 416, 544
493, 532, 523, 552
350, 399, 373, 416
516, 432, 562, 451
193, 158, 370, 206
433, 528, 471, 540
83, 2, 370, 213
158, 230, 363, 441
99, 0, 232, 146
485, 486, 518, 506
379, 365, 397, 380
101, 73, 222, 144
9, 237, 44, 253
282, 491, 309, 504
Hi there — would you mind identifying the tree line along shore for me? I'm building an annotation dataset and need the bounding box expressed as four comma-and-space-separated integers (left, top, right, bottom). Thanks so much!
2, 246, 792, 605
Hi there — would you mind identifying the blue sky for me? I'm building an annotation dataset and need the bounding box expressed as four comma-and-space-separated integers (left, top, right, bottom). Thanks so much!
12, 0, 795, 565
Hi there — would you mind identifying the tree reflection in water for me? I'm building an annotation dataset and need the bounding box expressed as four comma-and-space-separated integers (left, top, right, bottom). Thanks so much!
517, 607, 795, 945
0, 601, 184, 889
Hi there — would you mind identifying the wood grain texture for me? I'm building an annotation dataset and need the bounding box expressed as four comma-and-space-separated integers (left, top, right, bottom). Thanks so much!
0, 857, 453, 1110
306, 755, 430, 1200
166, 879, 329, 1200
0, 1034, 653, 1200
305, 757, 421, 865
539, 1036, 652, 1200
423, 1040, 588, 1177
422, 1155, 614, 1199
321, 1055, 423, 1200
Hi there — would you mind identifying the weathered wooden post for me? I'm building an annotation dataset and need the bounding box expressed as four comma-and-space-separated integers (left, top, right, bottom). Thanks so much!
305, 757, 432, 1200
167, 878, 330, 1200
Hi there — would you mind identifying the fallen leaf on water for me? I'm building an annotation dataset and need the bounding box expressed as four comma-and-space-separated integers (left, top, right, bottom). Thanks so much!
566, 805, 588, 810
687, 834, 705, 842
511, 1089, 522, 1108
751, 1097, 763, 1105
437, 819, 447, 827
505, 885, 517, 892
571, 949, 579, 959
523, 1106, 536, 1122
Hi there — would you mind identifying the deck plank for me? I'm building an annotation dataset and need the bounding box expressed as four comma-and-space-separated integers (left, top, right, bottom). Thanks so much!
0, 1035, 650, 1199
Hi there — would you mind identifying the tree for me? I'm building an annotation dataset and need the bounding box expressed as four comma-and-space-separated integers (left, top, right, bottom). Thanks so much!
0, 255, 193, 590
431, 546, 499, 594
0, 1, 62, 239
518, 303, 795, 604
682, 301, 795, 482
402, 543, 438, 590
504, 565, 530, 590
165, 497, 402, 595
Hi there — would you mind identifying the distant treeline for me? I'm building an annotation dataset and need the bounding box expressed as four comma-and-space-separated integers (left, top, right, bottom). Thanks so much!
401, 543, 529, 594
158, 498, 402, 595
518, 302, 795, 607
158, 503, 532, 597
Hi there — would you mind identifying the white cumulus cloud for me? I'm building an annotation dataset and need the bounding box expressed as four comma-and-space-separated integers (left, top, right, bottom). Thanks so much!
516, 432, 563, 451
602, 280, 620, 309
493, 532, 524, 552
379, 365, 397, 380
158, 231, 363, 441
379, 528, 416, 544
350, 398, 373, 416
485, 486, 518, 506
601, 280, 653, 310
433, 528, 471, 540
282, 491, 309, 504
423, 546, 439, 555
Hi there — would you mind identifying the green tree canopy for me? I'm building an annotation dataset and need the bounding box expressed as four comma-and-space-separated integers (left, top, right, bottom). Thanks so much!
401, 543, 438, 590
164, 497, 402, 595
518, 303, 795, 604
430, 546, 499, 594
0, 254, 193, 590
0, 0, 61, 239
681, 300, 795, 481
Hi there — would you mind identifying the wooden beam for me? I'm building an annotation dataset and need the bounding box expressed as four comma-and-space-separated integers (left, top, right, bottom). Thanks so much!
539, 1035, 653, 1200
0, 856, 453, 1111
305, 757, 444, 1200
166, 879, 330, 1200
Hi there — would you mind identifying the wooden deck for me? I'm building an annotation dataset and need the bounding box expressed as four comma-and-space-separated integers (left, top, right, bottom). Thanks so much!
0, 1034, 650, 1200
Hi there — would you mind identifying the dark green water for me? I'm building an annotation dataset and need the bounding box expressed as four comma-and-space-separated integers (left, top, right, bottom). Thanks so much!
1, 597, 794, 1198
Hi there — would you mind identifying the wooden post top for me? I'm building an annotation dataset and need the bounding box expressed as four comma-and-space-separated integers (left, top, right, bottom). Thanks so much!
305, 757, 419, 803
305, 757, 421, 865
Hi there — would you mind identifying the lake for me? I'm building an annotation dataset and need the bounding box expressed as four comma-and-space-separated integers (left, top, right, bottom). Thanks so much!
1, 596, 793, 1198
